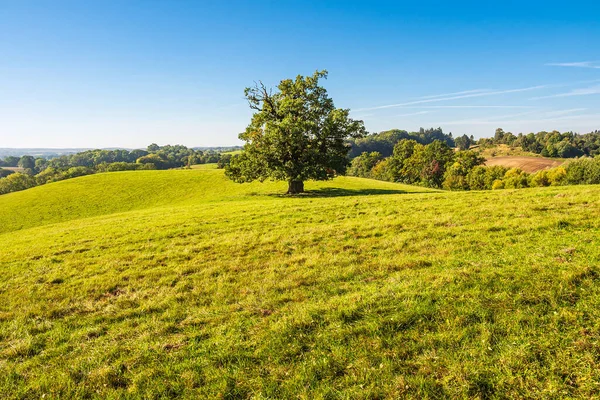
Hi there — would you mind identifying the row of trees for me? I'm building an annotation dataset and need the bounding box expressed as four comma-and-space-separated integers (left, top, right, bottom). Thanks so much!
478, 128, 600, 158
348, 128, 600, 161
0, 144, 224, 175
0, 144, 230, 195
348, 138, 600, 190
348, 140, 485, 189
347, 128, 456, 158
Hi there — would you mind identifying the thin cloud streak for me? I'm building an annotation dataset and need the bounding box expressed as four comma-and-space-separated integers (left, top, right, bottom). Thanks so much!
546, 61, 600, 69
393, 111, 430, 117
530, 85, 600, 100
434, 109, 592, 125
399, 105, 538, 109
418, 89, 490, 99
439, 114, 600, 126
354, 84, 551, 112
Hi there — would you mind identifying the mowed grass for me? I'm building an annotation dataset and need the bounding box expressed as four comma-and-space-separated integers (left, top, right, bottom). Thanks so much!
1, 169, 600, 399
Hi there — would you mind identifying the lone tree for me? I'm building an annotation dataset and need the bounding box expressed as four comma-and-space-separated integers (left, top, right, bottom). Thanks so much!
225, 70, 366, 194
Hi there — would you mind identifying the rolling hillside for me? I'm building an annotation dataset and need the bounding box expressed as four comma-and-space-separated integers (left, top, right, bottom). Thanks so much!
1, 169, 599, 398
484, 156, 564, 173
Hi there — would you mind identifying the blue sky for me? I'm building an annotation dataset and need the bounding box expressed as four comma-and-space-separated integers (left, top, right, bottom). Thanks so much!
1, 0, 599, 148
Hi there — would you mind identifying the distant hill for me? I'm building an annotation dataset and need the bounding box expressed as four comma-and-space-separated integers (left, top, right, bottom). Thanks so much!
0, 148, 130, 158
484, 156, 564, 173
0, 146, 242, 158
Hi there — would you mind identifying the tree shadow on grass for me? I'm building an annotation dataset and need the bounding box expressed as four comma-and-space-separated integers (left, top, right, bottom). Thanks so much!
257, 187, 432, 198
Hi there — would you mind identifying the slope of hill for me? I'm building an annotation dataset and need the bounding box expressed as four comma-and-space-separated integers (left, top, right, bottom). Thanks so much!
0, 169, 425, 234
484, 156, 564, 173
1, 169, 599, 398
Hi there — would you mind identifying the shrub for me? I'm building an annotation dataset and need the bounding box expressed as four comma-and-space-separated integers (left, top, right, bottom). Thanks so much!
0, 173, 37, 195
484, 166, 508, 189
491, 179, 504, 190
530, 170, 550, 187
347, 152, 383, 178
466, 166, 488, 190
548, 167, 567, 185
443, 162, 469, 190
565, 157, 600, 185
370, 159, 393, 181
503, 168, 529, 189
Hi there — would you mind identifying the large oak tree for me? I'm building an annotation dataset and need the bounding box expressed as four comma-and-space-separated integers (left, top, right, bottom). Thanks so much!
225, 70, 366, 194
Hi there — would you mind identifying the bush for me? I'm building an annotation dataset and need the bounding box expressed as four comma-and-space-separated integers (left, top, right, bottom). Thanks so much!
443, 162, 469, 190
0, 173, 37, 195
503, 168, 529, 189
96, 162, 153, 172
530, 170, 551, 187
565, 157, 600, 185
370, 159, 393, 181
466, 166, 488, 190
491, 179, 504, 190
347, 152, 383, 178
548, 167, 567, 185
484, 166, 508, 189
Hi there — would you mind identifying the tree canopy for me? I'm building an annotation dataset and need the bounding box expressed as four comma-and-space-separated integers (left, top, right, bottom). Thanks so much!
225, 70, 366, 194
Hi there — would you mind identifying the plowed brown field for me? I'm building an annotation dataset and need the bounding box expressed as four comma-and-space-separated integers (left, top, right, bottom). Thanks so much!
484, 156, 564, 173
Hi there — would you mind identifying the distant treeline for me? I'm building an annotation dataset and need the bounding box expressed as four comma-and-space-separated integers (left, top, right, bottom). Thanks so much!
348, 127, 455, 158
348, 139, 600, 190
349, 127, 600, 159
0, 144, 231, 195
478, 128, 600, 158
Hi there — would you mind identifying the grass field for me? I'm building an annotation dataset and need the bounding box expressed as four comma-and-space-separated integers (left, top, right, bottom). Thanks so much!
1, 169, 600, 398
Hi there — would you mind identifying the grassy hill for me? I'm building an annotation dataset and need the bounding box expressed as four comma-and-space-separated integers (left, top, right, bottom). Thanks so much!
1, 169, 599, 398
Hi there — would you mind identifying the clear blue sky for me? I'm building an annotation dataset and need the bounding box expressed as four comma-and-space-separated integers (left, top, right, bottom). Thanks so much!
1, 0, 599, 148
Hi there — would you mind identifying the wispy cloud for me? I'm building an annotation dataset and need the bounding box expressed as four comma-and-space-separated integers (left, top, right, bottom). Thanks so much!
354, 85, 550, 112
401, 105, 538, 109
546, 61, 600, 69
434, 108, 591, 125
530, 85, 600, 100
418, 89, 490, 99
393, 111, 430, 117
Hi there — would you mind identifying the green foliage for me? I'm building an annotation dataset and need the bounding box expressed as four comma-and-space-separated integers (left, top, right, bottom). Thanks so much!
564, 156, 600, 185
0, 168, 15, 179
454, 133, 475, 150
481, 128, 599, 158
216, 153, 232, 169
1, 169, 599, 398
226, 70, 366, 193
0, 156, 20, 167
502, 168, 529, 189
386, 140, 455, 188
369, 158, 393, 181
17, 155, 36, 170
0, 172, 37, 195
348, 127, 455, 158
443, 151, 486, 190
347, 151, 383, 178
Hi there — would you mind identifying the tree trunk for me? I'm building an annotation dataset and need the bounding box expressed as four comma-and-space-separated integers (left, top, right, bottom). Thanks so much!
287, 180, 304, 194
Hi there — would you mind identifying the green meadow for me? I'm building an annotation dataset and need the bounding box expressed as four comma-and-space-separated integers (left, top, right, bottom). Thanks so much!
1, 168, 599, 398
